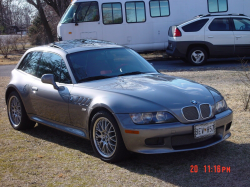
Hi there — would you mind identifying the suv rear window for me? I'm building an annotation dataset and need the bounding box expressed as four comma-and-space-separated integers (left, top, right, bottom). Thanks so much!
182, 19, 209, 32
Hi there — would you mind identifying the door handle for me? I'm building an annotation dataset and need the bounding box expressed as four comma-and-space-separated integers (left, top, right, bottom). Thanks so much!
236, 36, 242, 38
208, 36, 214, 38
32, 87, 38, 91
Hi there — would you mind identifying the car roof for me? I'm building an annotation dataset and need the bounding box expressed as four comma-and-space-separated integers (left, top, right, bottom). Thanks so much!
28, 39, 123, 54
51, 39, 123, 53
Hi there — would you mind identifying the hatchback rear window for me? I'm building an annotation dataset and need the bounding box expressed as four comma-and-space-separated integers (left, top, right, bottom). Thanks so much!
182, 19, 209, 32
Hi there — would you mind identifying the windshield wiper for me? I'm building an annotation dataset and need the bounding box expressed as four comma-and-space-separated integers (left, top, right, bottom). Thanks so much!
78, 75, 113, 83
118, 71, 145, 77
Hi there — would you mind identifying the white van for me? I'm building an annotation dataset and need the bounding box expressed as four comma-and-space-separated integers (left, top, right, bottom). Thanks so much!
57, 0, 250, 52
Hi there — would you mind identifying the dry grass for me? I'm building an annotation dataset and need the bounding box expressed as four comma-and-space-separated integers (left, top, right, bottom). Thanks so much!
0, 55, 22, 65
0, 69, 250, 186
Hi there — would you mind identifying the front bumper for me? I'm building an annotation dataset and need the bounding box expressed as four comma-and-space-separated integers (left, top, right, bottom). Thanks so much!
115, 109, 233, 154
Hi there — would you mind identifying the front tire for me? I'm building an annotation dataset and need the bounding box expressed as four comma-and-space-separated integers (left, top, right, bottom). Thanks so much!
7, 91, 35, 130
187, 47, 207, 66
90, 111, 129, 162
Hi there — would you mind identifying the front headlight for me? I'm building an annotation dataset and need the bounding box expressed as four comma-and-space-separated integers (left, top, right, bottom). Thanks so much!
130, 112, 178, 125
215, 99, 227, 114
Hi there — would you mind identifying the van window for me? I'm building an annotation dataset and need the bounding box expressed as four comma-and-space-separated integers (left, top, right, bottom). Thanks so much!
102, 3, 123, 24
76, 2, 99, 22
60, 3, 79, 24
149, 0, 170, 17
125, 1, 146, 23
208, 0, 228, 13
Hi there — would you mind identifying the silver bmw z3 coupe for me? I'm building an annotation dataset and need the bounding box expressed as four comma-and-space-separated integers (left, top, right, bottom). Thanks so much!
5, 40, 233, 162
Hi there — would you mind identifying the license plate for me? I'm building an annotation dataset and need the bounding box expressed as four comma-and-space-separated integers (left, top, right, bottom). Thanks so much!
194, 123, 216, 139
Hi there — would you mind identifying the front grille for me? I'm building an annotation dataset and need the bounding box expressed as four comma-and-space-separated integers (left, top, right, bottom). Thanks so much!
182, 106, 199, 120
200, 104, 211, 118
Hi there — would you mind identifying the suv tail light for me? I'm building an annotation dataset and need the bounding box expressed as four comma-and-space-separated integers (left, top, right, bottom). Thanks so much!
174, 28, 182, 37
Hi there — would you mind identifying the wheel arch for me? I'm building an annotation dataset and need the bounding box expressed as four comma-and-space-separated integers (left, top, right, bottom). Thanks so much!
187, 44, 210, 58
5, 85, 19, 104
88, 105, 118, 138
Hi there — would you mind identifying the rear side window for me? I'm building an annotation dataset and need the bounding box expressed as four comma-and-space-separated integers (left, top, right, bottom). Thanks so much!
209, 18, 230, 31
37, 52, 71, 84
233, 18, 250, 31
102, 3, 123, 24
182, 19, 209, 32
149, 0, 170, 17
125, 1, 146, 23
18, 52, 42, 76
208, 0, 228, 13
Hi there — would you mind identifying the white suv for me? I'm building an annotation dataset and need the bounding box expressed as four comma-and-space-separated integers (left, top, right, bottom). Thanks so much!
166, 14, 250, 65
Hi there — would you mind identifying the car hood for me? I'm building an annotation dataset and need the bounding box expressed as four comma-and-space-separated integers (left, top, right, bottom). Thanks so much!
76, 74, 215, 113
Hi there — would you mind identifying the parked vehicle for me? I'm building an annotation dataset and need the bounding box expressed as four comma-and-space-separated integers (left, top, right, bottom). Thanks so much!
57, 0, 250, 52
166, 14, 250, 65
6, 40, 233, 162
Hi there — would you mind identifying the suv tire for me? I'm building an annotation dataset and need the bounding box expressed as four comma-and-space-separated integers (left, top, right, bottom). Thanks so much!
187, 47, 207, 66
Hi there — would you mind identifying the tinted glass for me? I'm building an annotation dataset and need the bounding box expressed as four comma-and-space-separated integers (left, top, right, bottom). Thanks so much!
150, 0, 170, 17
182, 19, 209, 32
233, 18, 250, 31
76, 2, 99, 22
37, 53, 71, 84
60, 3, 79, 23
67, 48, 157, 83
126, 2, 145, 23
18, 52, 41, 76
209, 18, 230, 31
208, 0, 228, 13
102, 3, 122, 24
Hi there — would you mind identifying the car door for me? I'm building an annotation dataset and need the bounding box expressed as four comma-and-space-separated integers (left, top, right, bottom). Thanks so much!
205, 17, 235, 57
29, 52, 73, 125
232, 17, 250, 57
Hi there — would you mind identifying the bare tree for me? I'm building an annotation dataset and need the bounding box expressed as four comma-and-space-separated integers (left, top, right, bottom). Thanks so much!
18, 36, 29, 50
0, 36, 12, 58
26, 0, 54, 43
44, 0, 71, 17
10, 35, 19, 51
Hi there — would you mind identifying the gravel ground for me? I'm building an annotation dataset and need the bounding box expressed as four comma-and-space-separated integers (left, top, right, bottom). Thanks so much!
0, 69, 250, 186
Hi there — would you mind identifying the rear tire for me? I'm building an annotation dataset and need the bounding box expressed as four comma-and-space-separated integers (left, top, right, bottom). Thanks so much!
7, 91, 35, 130
187, 47, 207, 66
90, 111, 129, 162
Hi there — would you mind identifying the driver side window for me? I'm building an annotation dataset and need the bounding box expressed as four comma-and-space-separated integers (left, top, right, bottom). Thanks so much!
37, 52, 72, 84
233, 18, 250, 31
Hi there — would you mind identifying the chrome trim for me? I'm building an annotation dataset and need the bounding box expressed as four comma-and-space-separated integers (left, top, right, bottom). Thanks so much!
199, 103, 212, 119
181, 105, 200, 122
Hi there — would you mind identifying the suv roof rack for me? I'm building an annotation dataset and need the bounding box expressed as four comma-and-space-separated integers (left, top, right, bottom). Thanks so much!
201, 13, 247, 17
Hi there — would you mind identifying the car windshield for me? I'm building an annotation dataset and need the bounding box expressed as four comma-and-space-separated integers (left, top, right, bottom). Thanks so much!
67, 48, 158, 83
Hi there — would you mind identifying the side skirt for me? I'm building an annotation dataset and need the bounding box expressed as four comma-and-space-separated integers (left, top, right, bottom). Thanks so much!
29, 115, 88, 139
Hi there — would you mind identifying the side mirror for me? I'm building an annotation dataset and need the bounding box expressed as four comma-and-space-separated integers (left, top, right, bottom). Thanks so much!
41, 74, 59, 90
73, 13, 78, 26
